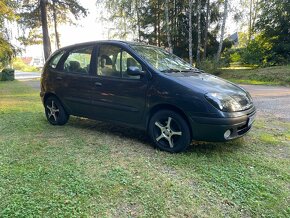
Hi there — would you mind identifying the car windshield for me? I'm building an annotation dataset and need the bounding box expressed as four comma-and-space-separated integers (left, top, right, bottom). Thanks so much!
130, 45, 195, 73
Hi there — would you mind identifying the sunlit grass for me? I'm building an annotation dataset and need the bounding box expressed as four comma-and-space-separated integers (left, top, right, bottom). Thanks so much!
228, 79, 280, 85
0, 81, 289, 217
217, 65, 290, 86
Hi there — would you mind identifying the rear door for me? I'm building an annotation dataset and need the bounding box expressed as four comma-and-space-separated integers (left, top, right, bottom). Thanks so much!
51, 45, 95, 117
90, 44, 148, 124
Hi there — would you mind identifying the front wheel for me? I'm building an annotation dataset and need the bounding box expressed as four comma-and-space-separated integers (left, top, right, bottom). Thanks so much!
148, 110, 191, 153
44, 96, 69, 125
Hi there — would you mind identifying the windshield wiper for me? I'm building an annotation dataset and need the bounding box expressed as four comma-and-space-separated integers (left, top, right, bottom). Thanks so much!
161, 68, 202, 73
160, 68, 181, 73
180, 68, 202, 73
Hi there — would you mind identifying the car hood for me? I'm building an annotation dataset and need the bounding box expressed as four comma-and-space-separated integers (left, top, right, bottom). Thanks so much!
170, 72, 242, 93
166, 72, 253, 109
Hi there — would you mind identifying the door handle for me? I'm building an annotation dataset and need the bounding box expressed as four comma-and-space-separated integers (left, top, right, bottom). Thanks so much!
95, 82, 102, 87
56, 76, 62, 80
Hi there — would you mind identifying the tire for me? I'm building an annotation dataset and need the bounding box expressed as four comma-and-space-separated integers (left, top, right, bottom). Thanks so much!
148, 110, 191, 153
44, 96, 69, 125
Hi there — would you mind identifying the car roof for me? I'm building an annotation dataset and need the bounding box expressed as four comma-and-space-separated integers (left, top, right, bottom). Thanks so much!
58, 40, 153, 51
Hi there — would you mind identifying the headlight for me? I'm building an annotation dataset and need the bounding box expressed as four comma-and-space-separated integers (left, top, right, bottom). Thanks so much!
246, 91, 253, 103
205, 92, 243, 112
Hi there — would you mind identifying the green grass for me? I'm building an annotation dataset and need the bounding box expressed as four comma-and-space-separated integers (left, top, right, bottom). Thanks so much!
217, 65, 290, 86
0, 81, 290, 217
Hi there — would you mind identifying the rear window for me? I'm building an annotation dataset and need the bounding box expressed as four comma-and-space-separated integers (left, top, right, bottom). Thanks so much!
48, 51, 65, 69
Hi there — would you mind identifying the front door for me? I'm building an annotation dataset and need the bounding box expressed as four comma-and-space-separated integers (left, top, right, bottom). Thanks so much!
90, 44, 148, 124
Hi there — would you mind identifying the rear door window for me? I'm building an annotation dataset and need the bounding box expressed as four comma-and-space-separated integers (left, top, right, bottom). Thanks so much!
63, 46, 93, 74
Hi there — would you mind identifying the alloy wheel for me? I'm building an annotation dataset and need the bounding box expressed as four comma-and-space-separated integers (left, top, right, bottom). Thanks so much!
46, 100, 60, 122
154, 116, 183, 148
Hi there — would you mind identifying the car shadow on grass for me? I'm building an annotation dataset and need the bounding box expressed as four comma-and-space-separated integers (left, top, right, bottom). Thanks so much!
66, 116, 246, 154
68, 116, 150, 143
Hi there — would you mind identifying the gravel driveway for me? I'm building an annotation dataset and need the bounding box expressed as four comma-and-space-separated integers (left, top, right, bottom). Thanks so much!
240, 85, 290, 122
20, 78, 290, 122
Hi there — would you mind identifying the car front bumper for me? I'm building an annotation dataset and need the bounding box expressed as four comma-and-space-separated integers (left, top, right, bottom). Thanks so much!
189, 107, 256, 142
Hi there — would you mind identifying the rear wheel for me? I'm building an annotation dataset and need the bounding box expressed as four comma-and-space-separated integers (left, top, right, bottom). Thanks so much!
44, 96, 69, 125
148, 110, 191, 153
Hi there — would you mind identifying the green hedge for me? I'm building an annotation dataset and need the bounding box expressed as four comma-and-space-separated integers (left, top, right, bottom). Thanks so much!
0, 68, 15, 81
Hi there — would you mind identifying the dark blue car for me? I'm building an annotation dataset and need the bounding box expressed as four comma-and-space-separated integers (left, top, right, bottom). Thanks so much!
41, 40, 256, 152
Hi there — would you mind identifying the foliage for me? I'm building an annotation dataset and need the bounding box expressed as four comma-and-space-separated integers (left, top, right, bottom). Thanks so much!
97, 0, 224, 61
224, 33, 287, 67
0, 0, 17, 24
18, 0, 87, 46
230, 52, 241, 63
198, 58, 219, 73
254, 0, 290, 65
0, 81, 289, 216
12, 58, 40, 72
0, 37, 17, 69
0, 0, 18, 68
240, 38, 266, 65
0, 68, 15, 81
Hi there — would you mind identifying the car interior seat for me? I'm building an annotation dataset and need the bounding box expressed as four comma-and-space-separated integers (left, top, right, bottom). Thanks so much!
68, 61, 81, 73
100, 55, 117, 77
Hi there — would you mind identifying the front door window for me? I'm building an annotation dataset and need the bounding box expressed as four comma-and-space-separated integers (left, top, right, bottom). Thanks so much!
97, 45, 141, 80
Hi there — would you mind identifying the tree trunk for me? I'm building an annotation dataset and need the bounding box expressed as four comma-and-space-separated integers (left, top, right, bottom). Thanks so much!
173, 0, 177, 48
188, 0, 193, 65
157, 0, 161, 47
248, 0, 253, 43
165, 0, 173, 53
216, 0, 228, 62
40, 0, 51, 60
154, 2, 158, 45
52, 0, 60, 49
196, 0, 201, 66
203, 0, 210, 60
249, 0, 259, 43
135, 0, 141, 41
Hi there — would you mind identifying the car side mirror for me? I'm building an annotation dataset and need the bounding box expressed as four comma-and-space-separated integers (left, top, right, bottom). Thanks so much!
127, 66, 145, 76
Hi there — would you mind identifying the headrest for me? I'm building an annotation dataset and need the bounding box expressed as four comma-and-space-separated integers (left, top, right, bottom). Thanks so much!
69, 61, 80, 70
101, 55, 112, 66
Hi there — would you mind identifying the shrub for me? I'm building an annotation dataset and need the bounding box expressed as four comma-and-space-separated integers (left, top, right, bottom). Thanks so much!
240, 41, 264, 65
0, 68, 15, 81
198, 58, 226, 74
12, 58, 40, 72
230, 52, 241, 62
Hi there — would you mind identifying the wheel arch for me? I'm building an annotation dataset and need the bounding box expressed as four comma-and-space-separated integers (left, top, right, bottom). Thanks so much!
43, 92, 59, 104
146, 104, 193, 139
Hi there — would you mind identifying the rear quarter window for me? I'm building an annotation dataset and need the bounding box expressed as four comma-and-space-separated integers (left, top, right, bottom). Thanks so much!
48, 51, 65, 69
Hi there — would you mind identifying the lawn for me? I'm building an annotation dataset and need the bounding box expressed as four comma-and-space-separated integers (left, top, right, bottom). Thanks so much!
217, 65, 290, 86
0, 81, 289, 217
